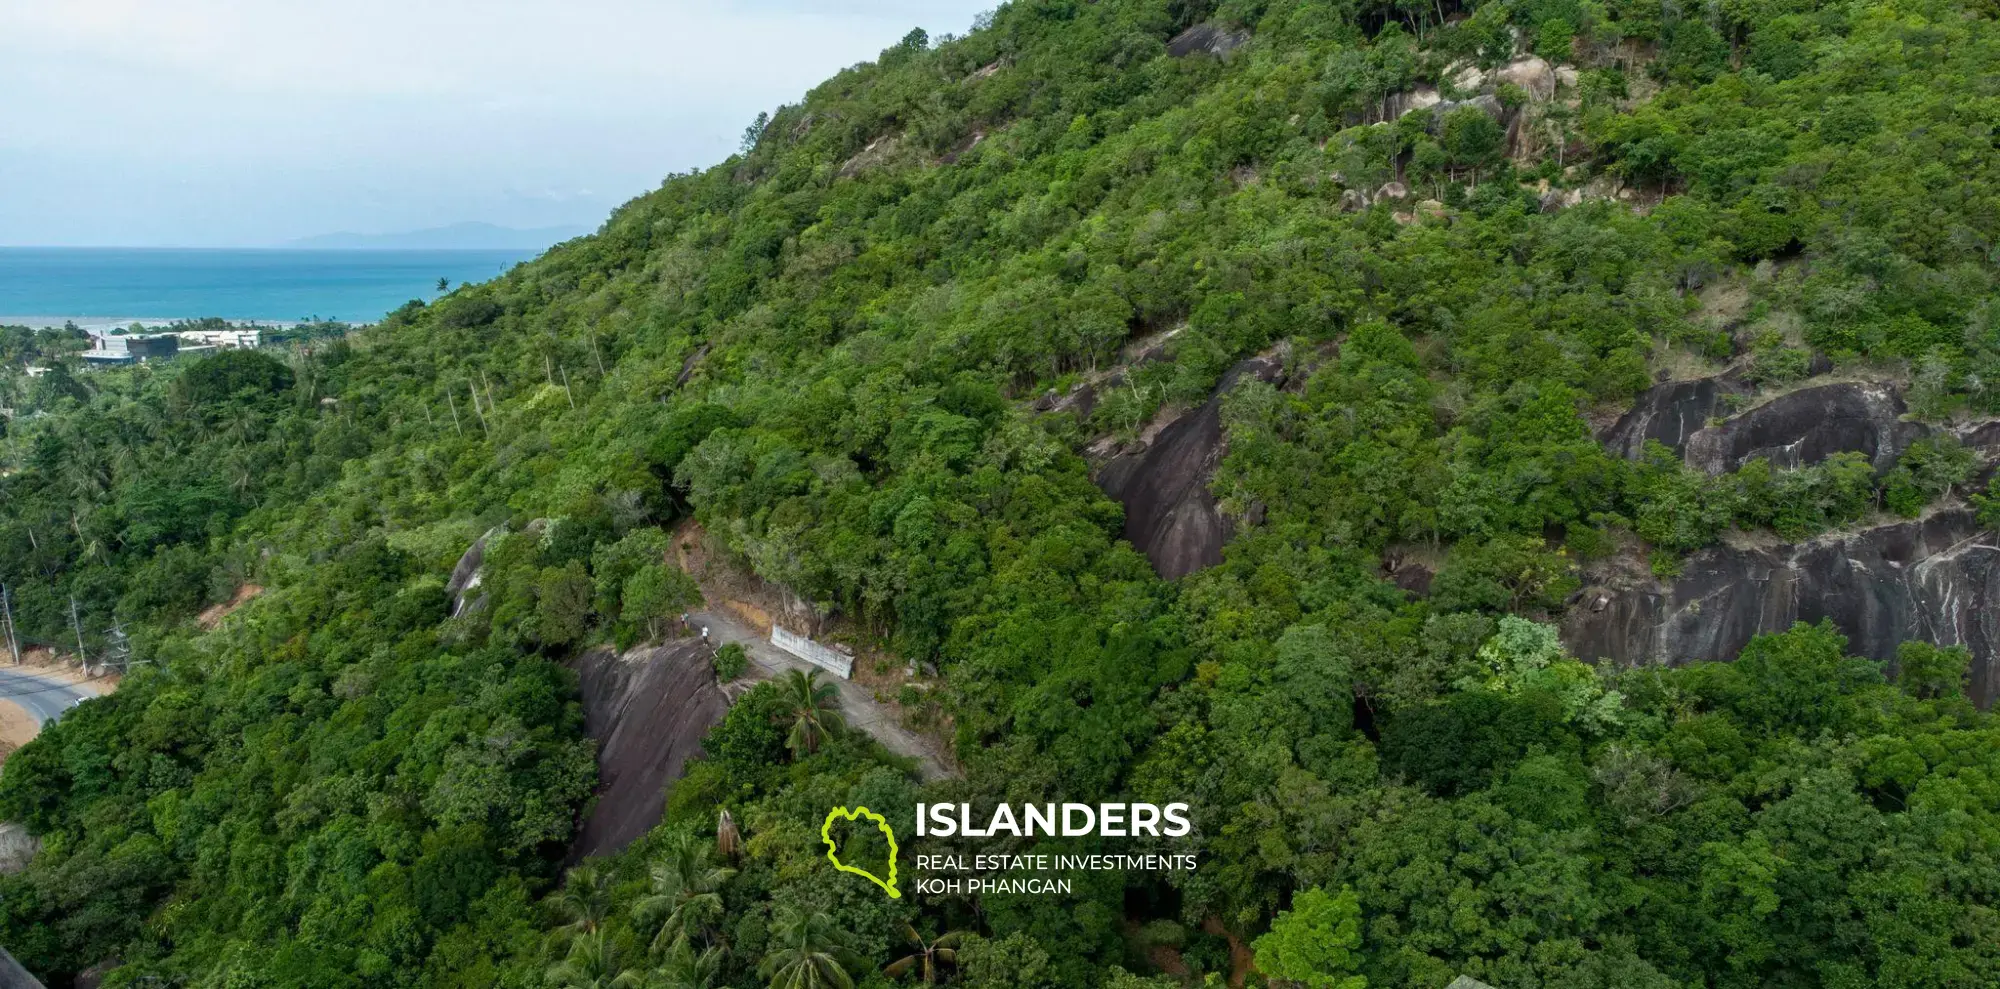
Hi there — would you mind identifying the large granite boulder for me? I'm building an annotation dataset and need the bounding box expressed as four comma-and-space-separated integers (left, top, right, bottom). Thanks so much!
567, 641, 728, 859
1167, 22, 1250, 57
1598, 376, 1749, 460
1095, 353, 1284, 580
1683, 381, 1924, 474
1564, 509, 2000, 707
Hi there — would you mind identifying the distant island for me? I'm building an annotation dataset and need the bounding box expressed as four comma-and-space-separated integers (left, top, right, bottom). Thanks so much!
282, 221, 591, 250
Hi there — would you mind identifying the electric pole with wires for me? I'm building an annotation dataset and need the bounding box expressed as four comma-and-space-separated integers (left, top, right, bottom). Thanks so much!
0, 583, 18, 665
104, 622, 132, 675
69, 595, 89, 677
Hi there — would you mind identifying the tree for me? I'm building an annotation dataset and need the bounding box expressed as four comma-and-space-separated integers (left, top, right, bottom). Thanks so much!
742, 112, 770, 154
1894, 640, 1969, 700
759, 906, 857, 989
882, 925, 966, 984
547, 930, 643, 989
773, 668, 845, 759
638, 830, 736, 954
548, 863, 615, 947
1440, 107, 1503, 184
437, 277, 451, 293
1882, 435, 1977, 516
651, 937, 724, 989
1252, 887, 1368, 989
953, 932, 1060, 989
622, 563, 699, 642
535, 561, 595, 647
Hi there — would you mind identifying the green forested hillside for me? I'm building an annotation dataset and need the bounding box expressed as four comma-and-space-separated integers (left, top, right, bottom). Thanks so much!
3, 0, 2000, 986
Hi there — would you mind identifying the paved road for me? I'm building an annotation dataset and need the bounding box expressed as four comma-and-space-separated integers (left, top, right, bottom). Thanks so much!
690, 610, 954, 781
0, 667, 98, 726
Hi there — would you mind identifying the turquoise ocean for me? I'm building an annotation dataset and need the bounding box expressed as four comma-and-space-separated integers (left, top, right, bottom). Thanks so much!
0, 247, 541, 326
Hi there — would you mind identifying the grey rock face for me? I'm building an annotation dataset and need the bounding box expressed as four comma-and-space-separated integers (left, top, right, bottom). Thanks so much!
445, 526, 503, 618
0, 823, 38, 875
568, 641, 728, 859
1382, 85, 1442, 119
1683, 382, 1925, 474
1167, 22, 1251, 57
1574, 373, 2000, 706
1598, 377, 1748, 460
1563, 509, 2000, 707
1432, 93, 1504, 123
1095, 354, 1282, 579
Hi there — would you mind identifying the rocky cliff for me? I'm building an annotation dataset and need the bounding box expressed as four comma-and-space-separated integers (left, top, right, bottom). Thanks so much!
1598, 376, 1748, 460
1093, 353, 1284, 579
1599, 378, 1928, 471
568, 641, 726, 859
1565, 508, 2000, 706
1572, 374, 1999, 705
1683, 381, 1924, 473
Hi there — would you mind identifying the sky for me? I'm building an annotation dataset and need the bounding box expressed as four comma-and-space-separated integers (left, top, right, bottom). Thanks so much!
0, 0, 995, 247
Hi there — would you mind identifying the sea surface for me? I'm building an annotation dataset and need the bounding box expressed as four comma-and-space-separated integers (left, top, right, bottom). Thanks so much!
0, 247, 541, 327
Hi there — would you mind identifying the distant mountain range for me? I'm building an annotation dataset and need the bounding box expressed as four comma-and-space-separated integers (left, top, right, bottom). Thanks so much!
283, 221, 591, 250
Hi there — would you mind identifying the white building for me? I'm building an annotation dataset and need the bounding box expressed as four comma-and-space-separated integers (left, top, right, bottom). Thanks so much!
176, 328, 264, 349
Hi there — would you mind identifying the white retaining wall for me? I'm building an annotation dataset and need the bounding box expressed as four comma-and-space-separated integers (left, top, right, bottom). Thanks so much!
771, 625, 853, 679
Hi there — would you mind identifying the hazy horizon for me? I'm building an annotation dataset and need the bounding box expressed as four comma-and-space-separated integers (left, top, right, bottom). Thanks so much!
0, 1, 994, 249
0, 222, 591, 251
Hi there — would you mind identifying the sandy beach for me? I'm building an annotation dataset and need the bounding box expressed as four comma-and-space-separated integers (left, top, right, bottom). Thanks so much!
0, 315, 300, 332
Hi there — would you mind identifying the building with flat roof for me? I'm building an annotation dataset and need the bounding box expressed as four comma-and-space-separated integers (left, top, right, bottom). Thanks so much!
81, 332, 178, 365
176, 327, 264, 349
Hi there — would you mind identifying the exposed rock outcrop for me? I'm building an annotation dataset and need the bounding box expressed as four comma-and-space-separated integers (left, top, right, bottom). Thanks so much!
568, 641, 727, 859
1382, 85, 1441, 119
1683, 381, 1923, 474
1580, 373, 2000, 706
1960, 419, 2000, 458
0, 946, 45, 989
1167, 22, 1251, 57
1563, 508, 1999, 707
1095, 353, 1284, 579
447, 526, 501, 617
1494, 55, 1556, 100
0, 823, 38, 875
1598, 376, 1749, 460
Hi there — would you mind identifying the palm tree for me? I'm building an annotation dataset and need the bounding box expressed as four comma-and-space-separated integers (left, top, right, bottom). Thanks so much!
546, 930, 643, 989
716, 809, 741, 861
773, 669, 846, 758
548, 862, 616, 947
881, 925, 966, 984
649, 937, 723, 989
758, 906, 856, 989
636, 830, 736, 954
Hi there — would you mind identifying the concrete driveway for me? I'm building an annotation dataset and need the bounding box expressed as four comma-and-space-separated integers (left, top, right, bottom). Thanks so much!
689, 609, 954, 781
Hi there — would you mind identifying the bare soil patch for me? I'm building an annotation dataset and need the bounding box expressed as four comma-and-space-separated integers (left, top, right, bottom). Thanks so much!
0, 700, 36, 765
197, 584, 264, 629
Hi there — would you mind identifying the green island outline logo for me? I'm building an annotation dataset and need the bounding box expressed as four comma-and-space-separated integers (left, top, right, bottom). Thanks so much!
821, 805, 901, 898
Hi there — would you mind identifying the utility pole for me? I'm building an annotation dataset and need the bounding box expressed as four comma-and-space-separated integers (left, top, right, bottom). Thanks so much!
468, 380, 489, 436
68, 595, 88, 677
103, 622, 130, 675
0, 584, 18, 665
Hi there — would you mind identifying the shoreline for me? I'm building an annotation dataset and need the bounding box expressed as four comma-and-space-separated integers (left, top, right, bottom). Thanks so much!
0, 315, 309, 332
